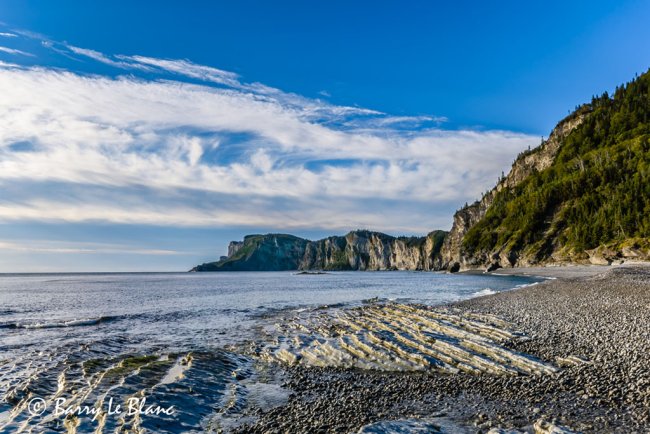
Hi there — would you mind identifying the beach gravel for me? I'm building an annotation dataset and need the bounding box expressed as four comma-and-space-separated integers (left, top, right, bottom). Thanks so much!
233, 265, 650, 433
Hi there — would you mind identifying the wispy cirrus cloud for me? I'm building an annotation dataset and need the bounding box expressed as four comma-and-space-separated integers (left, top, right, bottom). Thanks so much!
67, 45, 153, 71
63, 42, 382, 121
0, 46, 33, 56
0, 29, 538, 235
0, 240, 184, 255
122, 54, 241, 86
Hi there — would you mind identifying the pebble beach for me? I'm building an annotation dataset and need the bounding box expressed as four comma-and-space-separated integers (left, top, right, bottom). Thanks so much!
234, 264, 650, 433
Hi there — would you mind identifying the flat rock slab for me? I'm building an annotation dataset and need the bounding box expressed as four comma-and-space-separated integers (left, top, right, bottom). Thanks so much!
252, 302, 557, 376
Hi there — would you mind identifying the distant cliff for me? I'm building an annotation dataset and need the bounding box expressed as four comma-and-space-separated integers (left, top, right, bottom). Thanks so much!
192, 70, 650, 273
190, 230, 447, 272
191, 234, 309, 271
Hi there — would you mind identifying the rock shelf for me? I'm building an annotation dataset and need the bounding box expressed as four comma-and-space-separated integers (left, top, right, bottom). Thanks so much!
255, 302, 557, 376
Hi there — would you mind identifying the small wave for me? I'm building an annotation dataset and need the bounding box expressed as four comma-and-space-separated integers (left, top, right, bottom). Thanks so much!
0, 315, 119, 329
0, 309, 19, 315
515, 281, 540, 288
358, 418, 448, 433
361, 297, 383, 304
471, 288, 497, 297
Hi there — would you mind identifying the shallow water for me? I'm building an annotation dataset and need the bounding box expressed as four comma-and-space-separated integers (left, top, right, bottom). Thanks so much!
0, 271, 540, 432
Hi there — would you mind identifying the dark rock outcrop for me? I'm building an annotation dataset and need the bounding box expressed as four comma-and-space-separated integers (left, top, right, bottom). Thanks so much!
191, 234, 309, 271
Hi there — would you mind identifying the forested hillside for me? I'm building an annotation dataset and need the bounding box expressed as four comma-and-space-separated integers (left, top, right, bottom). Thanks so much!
460, 69, 650, 266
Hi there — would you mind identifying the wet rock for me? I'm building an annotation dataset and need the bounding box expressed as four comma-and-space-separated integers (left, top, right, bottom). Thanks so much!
534, 418, 578, 433
486, 262, 502, 272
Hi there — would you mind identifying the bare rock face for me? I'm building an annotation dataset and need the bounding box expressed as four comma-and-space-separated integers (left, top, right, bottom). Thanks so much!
439, 198, 493, 271
227, 241, 244, 257
439, 113, 587, 271
300, 230, 447, 271
585, 244, 650, 265
300, 235, 349, 270
586, 247, 615, 265
192, 230, 447, 272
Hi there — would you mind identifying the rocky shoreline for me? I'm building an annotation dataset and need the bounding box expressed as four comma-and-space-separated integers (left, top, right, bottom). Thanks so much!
231, 264, 650, 433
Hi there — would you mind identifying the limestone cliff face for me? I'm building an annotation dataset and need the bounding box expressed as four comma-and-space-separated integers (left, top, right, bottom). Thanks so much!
191, 230, 447, 272
227, 241, 244, 257
439, 112, 587, 271
300, 230, 446, 271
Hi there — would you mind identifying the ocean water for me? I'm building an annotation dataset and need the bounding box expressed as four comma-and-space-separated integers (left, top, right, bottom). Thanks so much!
0, 271, 541, 433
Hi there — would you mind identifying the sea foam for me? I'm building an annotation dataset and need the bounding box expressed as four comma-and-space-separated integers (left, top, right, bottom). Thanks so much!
471, 288, 497, 297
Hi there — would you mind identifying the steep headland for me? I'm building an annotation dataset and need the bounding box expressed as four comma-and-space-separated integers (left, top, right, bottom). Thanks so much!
191, 234, 309, 271
190, 230, 447, 272
192, 69, 650, 272
442, 69, 650, 270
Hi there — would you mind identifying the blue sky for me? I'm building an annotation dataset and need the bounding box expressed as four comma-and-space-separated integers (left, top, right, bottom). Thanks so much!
0, 1, 648, 271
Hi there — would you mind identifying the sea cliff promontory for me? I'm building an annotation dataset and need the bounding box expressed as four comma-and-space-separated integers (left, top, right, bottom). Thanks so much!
193, 69, 650, 272
191, 230, 447, 272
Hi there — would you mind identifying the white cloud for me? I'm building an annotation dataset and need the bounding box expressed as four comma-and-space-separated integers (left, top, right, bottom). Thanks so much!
0, 46, 33, 56
0, 52, 537, 234
369, 115, 448, 126
0, 197, 450, 234
123, 54, 240, 86
0, 60, 19, 68
0, 240, 184, 255
113, 51, 383, 120
0, 32, 17, 38
67, 45, 152, 71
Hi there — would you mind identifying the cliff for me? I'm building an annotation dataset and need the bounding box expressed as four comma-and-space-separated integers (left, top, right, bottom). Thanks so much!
191, 234, 309, 271
191, 230, 447, 272
442, 69, 650, 270
300, 230, 446, 271
439, 110, 588, 270
192, 70, 650, 273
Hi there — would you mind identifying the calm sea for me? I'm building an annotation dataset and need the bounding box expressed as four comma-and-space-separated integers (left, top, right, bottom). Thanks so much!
0, 271, 541, 433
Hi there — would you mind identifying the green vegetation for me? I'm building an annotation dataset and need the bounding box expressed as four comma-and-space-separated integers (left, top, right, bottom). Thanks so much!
463, 69, 650, 259
426, 230, 447, 255
228, 234, 304, 261
325, 249, 351, 270
228, 235, 263, 260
